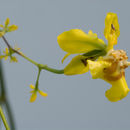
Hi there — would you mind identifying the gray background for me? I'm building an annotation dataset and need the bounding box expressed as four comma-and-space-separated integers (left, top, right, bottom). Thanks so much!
0, 0, 130, 130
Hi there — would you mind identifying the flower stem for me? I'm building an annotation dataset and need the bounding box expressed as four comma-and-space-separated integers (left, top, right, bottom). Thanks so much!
0, 59, 16, 130
2, 36, 64, 74
0, 106, 10, 130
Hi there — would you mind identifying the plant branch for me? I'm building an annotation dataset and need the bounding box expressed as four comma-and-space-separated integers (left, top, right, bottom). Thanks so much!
2, 36, 64, 74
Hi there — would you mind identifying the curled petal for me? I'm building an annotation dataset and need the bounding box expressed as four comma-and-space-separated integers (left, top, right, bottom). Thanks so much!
61, 53, 71, 63
64, 55, 89, 75
105, 76, 130, 102
30, 92, 37, 102
58, 29, 106, 54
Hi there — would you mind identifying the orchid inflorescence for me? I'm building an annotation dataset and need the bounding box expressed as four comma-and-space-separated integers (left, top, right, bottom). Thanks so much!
0, 12, 130, 102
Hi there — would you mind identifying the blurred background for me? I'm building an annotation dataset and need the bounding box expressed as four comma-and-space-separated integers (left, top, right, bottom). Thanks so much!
0, 0, 130, 130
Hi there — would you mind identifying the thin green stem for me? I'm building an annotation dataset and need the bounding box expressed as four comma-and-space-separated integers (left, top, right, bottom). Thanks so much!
0, 106, 10, 130
35, 68, 41, 90
20, 53, 39, 67
41, 65, 64, 74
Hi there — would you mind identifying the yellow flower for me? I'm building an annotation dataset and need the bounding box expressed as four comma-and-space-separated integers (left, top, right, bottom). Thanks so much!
0, 48, 9, 60
58, 12, 130, 102
57, 29, 107, 75
104, 12, 120, 50
29, 84, 48, 102
0, 48, 18, 62
0, 18, 18, 37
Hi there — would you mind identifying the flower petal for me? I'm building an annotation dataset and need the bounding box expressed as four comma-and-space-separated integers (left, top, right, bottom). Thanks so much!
3, 48, 9, 55
8, 25, 18, 32
105, 76, 130, 102
30, 92, 37, 102
10, 56, 18, 62
38, 90, 48, 97
5, 18, 10, 27
4, 56, 8, 60
58, 29, 106, 54
104, 12, 120, 50
0, 55, 5, 59
0, 24, 4, 28
30, 84, 35, 89
88, 59, 111, 79
64, 55, 89, 75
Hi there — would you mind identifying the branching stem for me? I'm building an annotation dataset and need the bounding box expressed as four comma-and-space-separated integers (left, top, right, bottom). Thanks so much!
2, 36, 64, 74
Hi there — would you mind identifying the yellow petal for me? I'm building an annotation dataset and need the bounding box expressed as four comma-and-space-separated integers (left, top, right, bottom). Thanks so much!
3, 48, 9, 55
30, 84, 35, 89
64, 55, 89, 75
30, 92, 37, 102
88, 60, 111, 79
5, 18, 10, 27
105, 76, 130, 102
38, 90, 48, 97
104, 12, 120, 50
30, 90, 34, 93
8, 25, 18, 32
0, 24, 4, 28
10, 56, 18, 62
61, 53, 71, 63
0, 55, 4, 59
4, 56, 8, 60
58, 29, 106, 54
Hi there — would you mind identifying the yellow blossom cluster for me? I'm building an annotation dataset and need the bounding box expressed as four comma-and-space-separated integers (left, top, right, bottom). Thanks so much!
0, 18, 18, 37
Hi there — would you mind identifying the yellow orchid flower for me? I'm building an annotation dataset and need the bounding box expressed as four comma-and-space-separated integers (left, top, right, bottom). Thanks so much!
29, 84, 48, 102
57, 12, 130, 102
